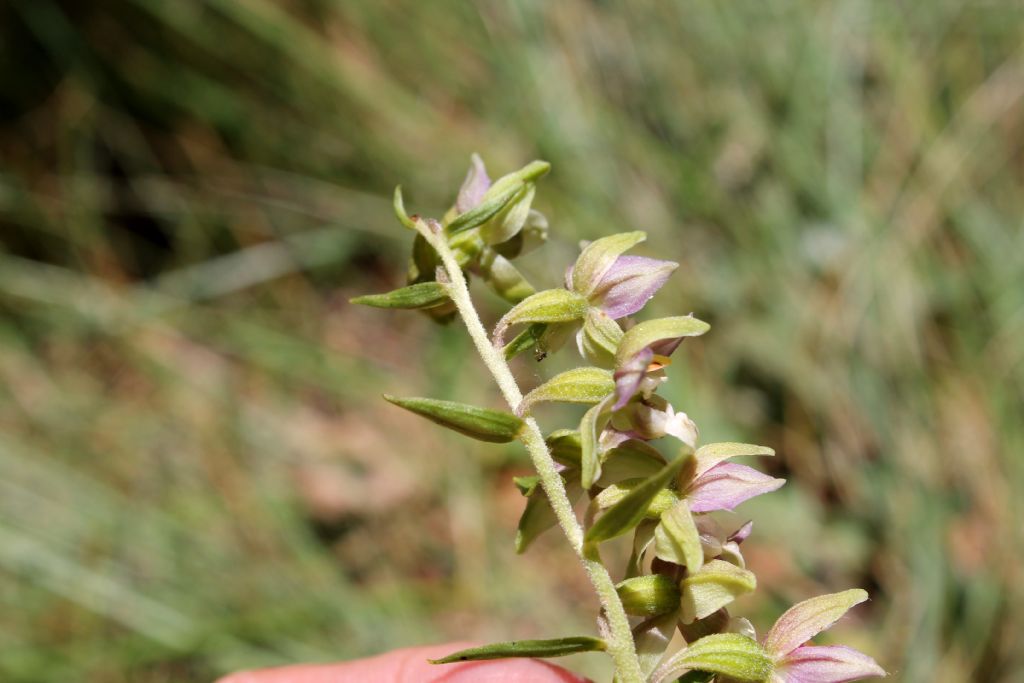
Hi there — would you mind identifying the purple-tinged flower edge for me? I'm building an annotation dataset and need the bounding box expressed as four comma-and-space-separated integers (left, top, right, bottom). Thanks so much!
686, 462, 785, 513
773, 645, 887, 683
592, 255, 678, 319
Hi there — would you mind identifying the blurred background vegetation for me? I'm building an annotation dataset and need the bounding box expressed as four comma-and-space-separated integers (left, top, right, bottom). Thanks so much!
1, 1, 1022, 681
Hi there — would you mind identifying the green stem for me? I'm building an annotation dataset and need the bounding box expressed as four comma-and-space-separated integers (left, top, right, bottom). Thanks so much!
415, 220, 644, 683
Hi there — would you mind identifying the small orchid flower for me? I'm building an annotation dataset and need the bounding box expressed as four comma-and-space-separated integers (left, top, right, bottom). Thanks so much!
611, 316, 711, 409
684, 443, 785, 513
762, 590, 887, 683
606, 394, 699, 449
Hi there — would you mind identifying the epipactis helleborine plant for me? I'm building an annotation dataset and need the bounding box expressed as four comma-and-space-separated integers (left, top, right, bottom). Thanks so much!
352, 156, 886, 683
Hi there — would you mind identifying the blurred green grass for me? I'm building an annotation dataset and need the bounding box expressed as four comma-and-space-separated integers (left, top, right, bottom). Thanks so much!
1, 1, 1023, 681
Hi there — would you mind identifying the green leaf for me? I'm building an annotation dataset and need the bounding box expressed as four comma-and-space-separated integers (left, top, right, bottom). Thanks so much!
654, 499, 704, 571
595, 481, 678, 518
392, 185, 416, 229
695, 442, 775, 476
493, 289, 588, 346
545, 429, 582, 468
584, 454, 691, 550
652, 634, 773, 683
680, 560, 757, 624
597, 439, 666, 486
616, 574, 682, 617
429, 636, 606, 664
580, 396, 612, 488
614, 316, 711, 368
503, 322, 548, 360
571, 231, 646, 297
350, 282, 450, 310
383, 395, 524, 443
518, 366, 614, 416
516, 477, 582, 553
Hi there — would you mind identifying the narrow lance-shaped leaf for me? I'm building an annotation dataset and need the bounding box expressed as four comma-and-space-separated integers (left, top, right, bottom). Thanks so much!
584, 453, 691, 551
493, 289, 588, 347
616, 574, 682, 617
517, 366, 614, 416
429, 637, 606, 664
350, 282, 450, 310
652, 634, 773, 683
680, 560, 758, 624
383, 395, 524, 443
654, 499, 704, 571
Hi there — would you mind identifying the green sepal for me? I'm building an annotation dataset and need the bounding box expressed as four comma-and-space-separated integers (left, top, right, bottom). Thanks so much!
545, 429, 582, 468
654, 499, 704, 571
493, 289, 588, 346
571, 231, 646, 297
597, 439, 666, 486
383, 395, 524, 443
680, 560, 757, 624
392, 185, 416, 229
695, 442, 775, 476
614, 316, 711, 368
350, 282, 450, 310
429, 636, 606, 664
504, 322, 548, 361
517, 366, 614, 416
652, 633, 772, 683
579, 308, 624, 367
616, 574, 682, 617
478, 249, 536, 304
584, 453, 691, 551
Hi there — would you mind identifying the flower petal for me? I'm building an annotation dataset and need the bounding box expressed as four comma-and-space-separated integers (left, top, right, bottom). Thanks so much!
456, 153, 491, 213
764, 590, 870, 658
592, 255, 678, 318
687, 463, 785, 513
776, 645, 886, 682
613, 347, 653, 410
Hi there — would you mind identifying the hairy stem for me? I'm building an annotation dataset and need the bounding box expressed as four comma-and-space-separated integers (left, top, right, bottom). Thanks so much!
416, 220, 644, 683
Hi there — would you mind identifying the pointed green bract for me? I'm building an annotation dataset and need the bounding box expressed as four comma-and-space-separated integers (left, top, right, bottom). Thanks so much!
350, 282, 450, 310
597, 440, 666, 486
652, 634, 773, 683
571, 231, 646, 297
503, 322, 548, 360
493, 289, 588, 346
383, 395, 524, 443
580, 396, 612, 488
654, 499, 703, 571
585, 454, 691, 550
429, 636, 606, 664
392, 185, 416, 229
616, 574, 682, 617
516, 477, 583, 553
615, 316, 711, 367
680, 560, 757, 624
517, 366, 614, 416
